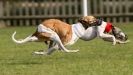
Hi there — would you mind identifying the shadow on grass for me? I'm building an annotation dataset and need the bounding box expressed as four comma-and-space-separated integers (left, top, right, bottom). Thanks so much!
0, 59, 44, 65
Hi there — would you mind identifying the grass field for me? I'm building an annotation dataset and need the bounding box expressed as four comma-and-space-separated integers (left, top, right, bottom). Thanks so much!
0, 23, 133, 75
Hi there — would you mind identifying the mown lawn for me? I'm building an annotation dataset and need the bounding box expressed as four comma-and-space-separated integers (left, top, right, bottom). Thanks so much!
0, 23, 133, 75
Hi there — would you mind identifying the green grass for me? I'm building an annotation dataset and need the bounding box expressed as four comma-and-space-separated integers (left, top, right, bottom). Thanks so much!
0, 23, 133, 75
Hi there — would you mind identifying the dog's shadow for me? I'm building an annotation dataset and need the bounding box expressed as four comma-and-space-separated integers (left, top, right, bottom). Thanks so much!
2, 59, 43, 65
1, 55, 45, 65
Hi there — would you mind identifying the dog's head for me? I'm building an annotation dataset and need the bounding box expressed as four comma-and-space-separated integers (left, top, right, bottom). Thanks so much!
112, 27, 128, 41
79, 16, 97, 29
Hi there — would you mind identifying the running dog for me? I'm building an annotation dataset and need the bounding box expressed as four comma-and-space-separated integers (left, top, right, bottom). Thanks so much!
12, 16, 129, 55
12, 16, 97, 55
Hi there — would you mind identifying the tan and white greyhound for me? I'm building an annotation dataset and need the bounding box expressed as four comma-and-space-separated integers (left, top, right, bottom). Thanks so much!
12, 16, 97, 55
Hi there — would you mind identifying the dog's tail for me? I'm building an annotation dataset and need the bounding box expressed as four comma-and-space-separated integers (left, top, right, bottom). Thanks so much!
12, 31, 33, 44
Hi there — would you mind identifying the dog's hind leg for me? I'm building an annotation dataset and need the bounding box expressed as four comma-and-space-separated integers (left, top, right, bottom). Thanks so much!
50, 32, 79, 52
34, 45, 57, 55
37, 24, 79, 53
34, 41, 58, 55
47, 44, 58, 55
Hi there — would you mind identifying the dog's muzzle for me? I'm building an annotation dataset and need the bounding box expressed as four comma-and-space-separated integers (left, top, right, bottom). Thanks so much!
115, 32, 128, 41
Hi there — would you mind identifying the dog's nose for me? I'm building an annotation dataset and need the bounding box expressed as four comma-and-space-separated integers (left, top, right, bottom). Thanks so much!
125, 34, 128, 41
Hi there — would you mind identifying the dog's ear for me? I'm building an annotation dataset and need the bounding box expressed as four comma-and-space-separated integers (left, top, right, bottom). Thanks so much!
78, 16, 98, 28
78, 17, 87, 24
79, 16, 96, 24
78, 17, 83, 23
78, 17, 89, 29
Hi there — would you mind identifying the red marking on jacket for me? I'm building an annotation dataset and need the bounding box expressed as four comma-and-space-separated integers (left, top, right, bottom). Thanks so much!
104, 22, 113, 33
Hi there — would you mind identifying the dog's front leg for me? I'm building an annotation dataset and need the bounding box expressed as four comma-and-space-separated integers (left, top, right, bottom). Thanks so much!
99, 33, 116, 45
97, 25, 116, 45
116, 39, 130, 44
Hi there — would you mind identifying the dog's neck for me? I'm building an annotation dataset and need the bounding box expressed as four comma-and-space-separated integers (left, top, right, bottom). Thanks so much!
65, 23, 86, 45
72, 23, 86, 37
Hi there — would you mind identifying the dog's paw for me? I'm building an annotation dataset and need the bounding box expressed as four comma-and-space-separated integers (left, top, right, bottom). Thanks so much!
34, 51, 47, 55
126, 40, 130, 43
112, 42, 116, 45
67, 49, 79, 52
117, 40, 130, 44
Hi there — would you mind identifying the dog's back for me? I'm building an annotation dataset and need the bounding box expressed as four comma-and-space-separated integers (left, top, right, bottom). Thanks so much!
38, 19, 72, 44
